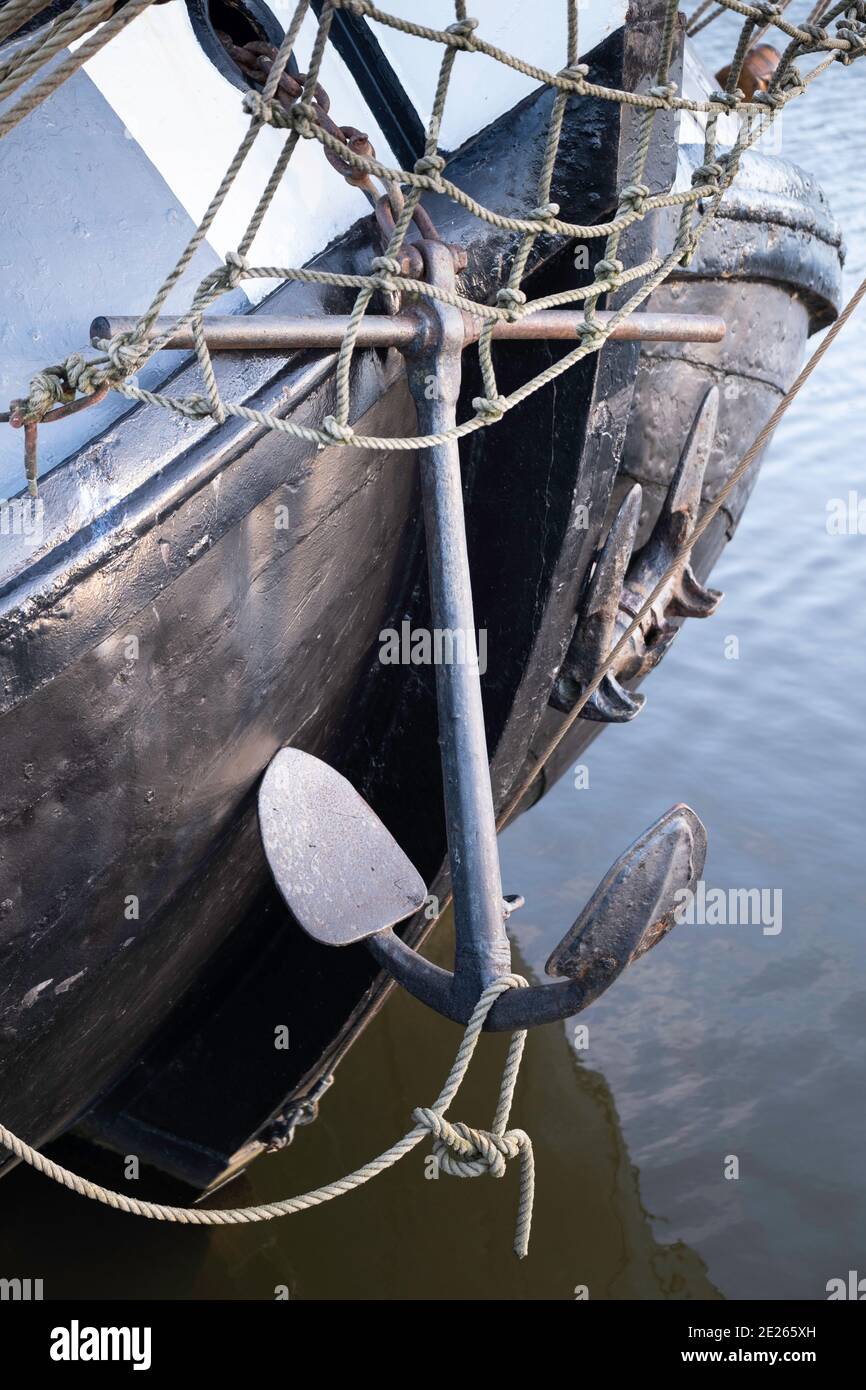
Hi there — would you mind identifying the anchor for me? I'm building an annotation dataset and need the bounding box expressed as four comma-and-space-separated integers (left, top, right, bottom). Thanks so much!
550, 383, 723, 719
259, 239, 716, 1031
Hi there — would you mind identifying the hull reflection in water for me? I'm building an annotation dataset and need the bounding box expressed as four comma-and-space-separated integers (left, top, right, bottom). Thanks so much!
0, 930, 721, 1300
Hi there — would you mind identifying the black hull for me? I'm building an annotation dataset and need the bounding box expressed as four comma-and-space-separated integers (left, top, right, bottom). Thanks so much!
0, 16, 842, 1191
0, 25, 645, 1180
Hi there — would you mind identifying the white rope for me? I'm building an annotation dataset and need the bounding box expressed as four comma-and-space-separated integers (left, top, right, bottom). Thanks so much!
0, 974, 536, 1258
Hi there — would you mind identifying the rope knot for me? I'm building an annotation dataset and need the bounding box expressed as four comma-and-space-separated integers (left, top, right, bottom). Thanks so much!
777, 63, 805, 94
575, 318, 606, 351
800, 22, 829, 44
753, 87, 785, 108
593, 257, 624, 286
24, 350, 110, 421
243, 90, 275, 125
371, 254, 402, 277
370, 254, 402, 293
414, 151, 446, 187
710, 88, 741, 109
25, 367, 68, 420
752, 0, 780, 18
617, 181, 650, 215
529, 201, 560, 233
288, 100, 318, 137
224, 251, 249, 289
649, 81, 678, 102
495, 286, 526, 321
446, 16, 479, 45
472, 394, 507, 421
321, 414, 355, 443
105, 335, 145, 376
559, 63, 589, 85
836, 17, 866, 61
412, 1108, 524, 1180
692, 160, 724, 188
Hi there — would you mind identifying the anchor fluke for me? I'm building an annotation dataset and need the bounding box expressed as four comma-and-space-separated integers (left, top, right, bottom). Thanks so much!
259, 748, 427, 946
545, 804, 707, 1005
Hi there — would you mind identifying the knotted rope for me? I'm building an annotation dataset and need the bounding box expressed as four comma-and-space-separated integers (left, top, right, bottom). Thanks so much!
2, 0, 862, 490
0, 974, 536, 1259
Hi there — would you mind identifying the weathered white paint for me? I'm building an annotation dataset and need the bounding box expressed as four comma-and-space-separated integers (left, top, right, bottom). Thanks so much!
79, 2, 629, 297
368, 0, 628, 148
79, 4, 395, 302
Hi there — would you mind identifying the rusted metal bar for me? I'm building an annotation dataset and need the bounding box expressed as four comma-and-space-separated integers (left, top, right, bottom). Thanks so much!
92, 309, 726, 354
467, 310, 725, 344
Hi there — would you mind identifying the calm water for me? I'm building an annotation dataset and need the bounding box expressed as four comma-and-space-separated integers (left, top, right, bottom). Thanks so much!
1, 13, 864, 1300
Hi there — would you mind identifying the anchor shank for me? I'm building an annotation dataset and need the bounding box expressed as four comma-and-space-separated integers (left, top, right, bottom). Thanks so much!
404, 243, 510, 1013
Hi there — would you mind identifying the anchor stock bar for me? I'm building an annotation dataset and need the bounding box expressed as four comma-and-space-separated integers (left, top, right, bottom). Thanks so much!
91, 310, 726, 354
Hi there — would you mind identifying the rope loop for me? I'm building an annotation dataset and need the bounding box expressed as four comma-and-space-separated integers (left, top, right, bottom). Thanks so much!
649, 81, 678, 102
0, 972, 536, 1259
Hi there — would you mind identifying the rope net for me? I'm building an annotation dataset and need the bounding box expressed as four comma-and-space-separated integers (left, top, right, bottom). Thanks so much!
1, 0, 864, 493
